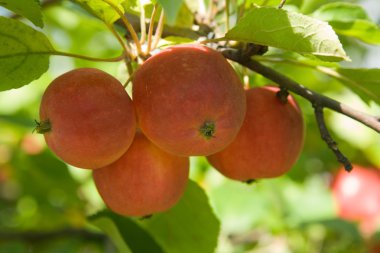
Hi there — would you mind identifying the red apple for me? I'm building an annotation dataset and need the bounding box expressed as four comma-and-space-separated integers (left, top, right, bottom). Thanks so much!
331, 165, 380, 236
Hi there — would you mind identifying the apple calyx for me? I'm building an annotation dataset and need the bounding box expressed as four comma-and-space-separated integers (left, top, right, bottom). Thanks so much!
199, 121, 216, 139
34, 119, 51, 134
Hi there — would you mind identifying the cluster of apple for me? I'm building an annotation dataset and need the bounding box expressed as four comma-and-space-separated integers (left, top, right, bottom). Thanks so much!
36, 45, 304, 217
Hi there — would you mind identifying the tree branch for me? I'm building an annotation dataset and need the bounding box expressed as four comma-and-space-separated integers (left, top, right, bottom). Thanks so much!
314, 106, 353, 171
220, 48, 380, 134
220, 47, 380, 170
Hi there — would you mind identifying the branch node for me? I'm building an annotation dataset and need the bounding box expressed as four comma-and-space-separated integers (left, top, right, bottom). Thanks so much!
239, 43, 268, 61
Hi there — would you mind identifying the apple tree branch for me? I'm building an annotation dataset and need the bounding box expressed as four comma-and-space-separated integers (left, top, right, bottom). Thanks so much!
220, 47, 380, 171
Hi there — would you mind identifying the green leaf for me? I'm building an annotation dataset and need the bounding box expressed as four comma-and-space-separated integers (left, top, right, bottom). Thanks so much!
313, 3, 380, 44
333, 20, 380, 44
312, 2, 370, 22
0, 17, 53, 91
225, 7, 349, 62
158, 36, 195, 48
75, 0, 126, 24
122, 0, 138, 13
90, 217, 133, 253
138, 180, 220, 253
173, 3, 193, 28
157, 0, 183, 26
334, 68, 380, 104
0, 0, 43, 28
90, 181, 219, 253
300, 0, 342, 14
89, 211, 164, 253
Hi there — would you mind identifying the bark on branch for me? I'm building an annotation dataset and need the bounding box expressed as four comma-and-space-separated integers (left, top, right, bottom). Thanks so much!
314, 105, 353, 171
220, 48, 380, 134
220, 47, 380, 170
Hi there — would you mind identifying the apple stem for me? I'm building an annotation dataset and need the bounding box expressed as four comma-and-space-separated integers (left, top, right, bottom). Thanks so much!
34, 119, 51, 134
276, 87, 289, 104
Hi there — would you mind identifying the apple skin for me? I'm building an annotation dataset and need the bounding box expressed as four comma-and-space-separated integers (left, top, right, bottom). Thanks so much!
39, 68, 136, 169
132, 44, 246, 156
331, 165, 380, 236
93, 131, 189, 217
207, 86, 304, 181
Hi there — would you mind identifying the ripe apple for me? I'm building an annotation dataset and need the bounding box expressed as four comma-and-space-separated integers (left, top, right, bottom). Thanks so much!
331, 165, 380, 236
207, 86, 304, 181
132, 44, 246, 156
93, 131, 189, 217
37, 68, 136, 169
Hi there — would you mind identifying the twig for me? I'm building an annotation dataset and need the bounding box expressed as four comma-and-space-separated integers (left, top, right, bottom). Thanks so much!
152, 9, 165, 50
106, 23, 133, 60
220, 48, 380, 133
313, 105, 353, 171
139, 3, 147, 44
146, 4, 159, 55
278, 0, 286, 9
52, 51, 126, 62
102, 0, 142, 56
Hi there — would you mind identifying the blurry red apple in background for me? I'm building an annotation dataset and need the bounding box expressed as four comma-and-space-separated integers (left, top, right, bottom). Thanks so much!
331, 165, 380, 237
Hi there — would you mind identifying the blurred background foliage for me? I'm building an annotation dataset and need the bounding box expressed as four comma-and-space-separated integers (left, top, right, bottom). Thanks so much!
0, 0, 379, 252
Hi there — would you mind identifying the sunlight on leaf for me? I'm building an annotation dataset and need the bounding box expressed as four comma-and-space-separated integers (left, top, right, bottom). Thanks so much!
313, 2, 380, 44
226, 7, 349, 62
